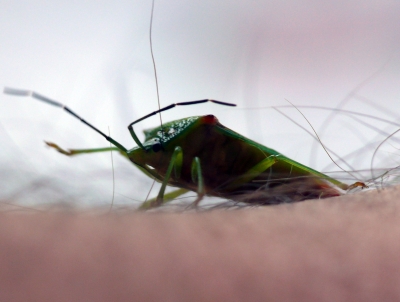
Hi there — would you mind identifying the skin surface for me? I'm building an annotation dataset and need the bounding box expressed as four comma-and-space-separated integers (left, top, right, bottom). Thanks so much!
1, 186, 400, 301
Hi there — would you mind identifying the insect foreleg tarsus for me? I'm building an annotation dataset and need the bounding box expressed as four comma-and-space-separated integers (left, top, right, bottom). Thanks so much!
45, 142, 123, 157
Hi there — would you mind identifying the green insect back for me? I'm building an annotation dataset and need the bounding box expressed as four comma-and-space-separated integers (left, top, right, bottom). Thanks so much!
142, 116, 200, 143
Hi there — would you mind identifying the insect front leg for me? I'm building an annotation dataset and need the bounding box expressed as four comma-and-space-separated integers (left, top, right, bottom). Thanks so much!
45, 142, 125, 157
190, 157, 205, 207
139, 148, 206, 210
224, 155, 279, 191
139, 146, 183, 209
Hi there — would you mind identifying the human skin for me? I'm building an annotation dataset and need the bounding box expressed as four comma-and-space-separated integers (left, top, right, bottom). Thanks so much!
0, 186, 400, 301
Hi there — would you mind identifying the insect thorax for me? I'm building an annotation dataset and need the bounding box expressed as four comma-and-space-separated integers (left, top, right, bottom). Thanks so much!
142, 116, 200, 145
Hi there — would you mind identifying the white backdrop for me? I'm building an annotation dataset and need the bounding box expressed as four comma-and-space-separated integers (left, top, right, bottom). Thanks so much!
0, 0, 399, 208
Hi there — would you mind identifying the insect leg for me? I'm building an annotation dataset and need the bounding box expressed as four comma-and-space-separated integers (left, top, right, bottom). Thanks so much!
224, 155, 279, 190
139, 188, 190, 209
190, 157, 205, 207
347, 182, 369, 190
280, 156, 368, 191
45, 142, 123, 156
284, 98, 368, 190
139, 146, 183, 209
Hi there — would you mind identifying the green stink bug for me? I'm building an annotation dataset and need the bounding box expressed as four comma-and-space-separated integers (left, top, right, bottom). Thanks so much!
2, 0, 372, 209
3, 87, 366, 209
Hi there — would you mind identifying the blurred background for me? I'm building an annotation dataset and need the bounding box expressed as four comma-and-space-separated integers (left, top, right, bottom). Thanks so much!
0, 0, 399, 209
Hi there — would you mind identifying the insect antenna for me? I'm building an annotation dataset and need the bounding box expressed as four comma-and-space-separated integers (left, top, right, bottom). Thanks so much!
128, 99, 236, 149
3, 87, 127, 153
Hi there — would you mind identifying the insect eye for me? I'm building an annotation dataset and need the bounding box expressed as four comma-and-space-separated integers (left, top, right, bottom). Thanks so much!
152, 142, 162, 152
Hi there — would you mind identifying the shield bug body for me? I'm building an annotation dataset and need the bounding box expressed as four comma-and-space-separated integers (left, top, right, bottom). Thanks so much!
3, 88, 366, 209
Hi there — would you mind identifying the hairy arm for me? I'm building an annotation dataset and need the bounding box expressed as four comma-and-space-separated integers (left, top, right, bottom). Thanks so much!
0, 186, 400, 301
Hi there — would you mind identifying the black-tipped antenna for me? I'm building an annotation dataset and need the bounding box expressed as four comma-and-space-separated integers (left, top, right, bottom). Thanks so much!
129, 99, 236, 127
127, 99, 236, 149
3, 87, 127, 152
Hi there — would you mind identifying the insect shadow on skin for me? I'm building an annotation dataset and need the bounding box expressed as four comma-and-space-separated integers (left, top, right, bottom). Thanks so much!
3, 0, 369, 210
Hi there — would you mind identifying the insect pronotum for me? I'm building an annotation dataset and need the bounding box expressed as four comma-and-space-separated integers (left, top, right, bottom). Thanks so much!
4, 0, 367, 209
